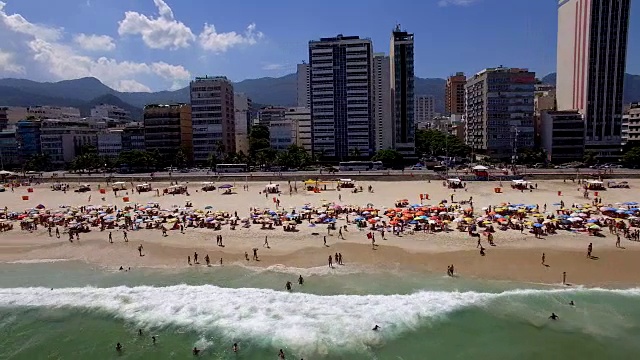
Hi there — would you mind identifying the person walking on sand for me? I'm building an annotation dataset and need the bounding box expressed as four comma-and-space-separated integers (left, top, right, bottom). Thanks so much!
123, 230, 128, 242
55, 226, 60, 238
264, 236, 270, 248
194, 252, 199, 264
541, 252, 546, 265
187, 256, 192, 265
338, 253, 343, 265
323, 236, 327, 247
138, 244, 144, 256
109, 231, 113, 243
587, 243, 593, 258
205, 254, 210, 266
338, 227, 344, 239
616, 233, 621, 248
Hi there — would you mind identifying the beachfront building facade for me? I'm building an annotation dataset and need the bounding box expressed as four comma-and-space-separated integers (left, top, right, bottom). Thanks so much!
39, 119, 106, 164
234, 93, 251, 155
16, 119, 42, 160
190, 76, 235, 163
390, 25, 415, 156
297, 62, 310, 108
445, 72, 466, 116
622, 103, 640, 147
258, 106, 287, 128
97, 130, 123, 158
372, 53, 393, 151
284, 107, 312, 152
143, 104, 192, 162
308, 34, 374, 160
540, 110, 585, 164
0, 128, 19, 166
465, 66, 535, 160
269, 117, 296, 151
415, 95, 435, 126
121, 122, 145, 152
556, 0, 631, 160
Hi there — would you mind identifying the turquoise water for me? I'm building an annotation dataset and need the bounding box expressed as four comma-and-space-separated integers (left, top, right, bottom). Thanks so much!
1, 261, 640, 359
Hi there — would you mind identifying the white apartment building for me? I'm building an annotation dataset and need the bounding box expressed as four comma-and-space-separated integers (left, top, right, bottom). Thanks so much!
622, 103, 640, 146
190, 76, 236, 162
414, 95, 435, 126
309, 34, 373, 159
40, 119, 106, 163
91, 104, 131, 121
372, 53, 393, 151
285, 107, 312, 151
234, 93, 251, 155
97, 130, 124, 158
28, 106, 81, 120
296, 63, 310, 108
269, 118, 295, 151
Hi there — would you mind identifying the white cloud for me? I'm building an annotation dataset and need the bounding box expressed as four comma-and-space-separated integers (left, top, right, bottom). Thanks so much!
199, 22, 263, 52
0, 2, 191, 91
116, 79, 152, 92
0, 48, 24, 74
262, 63, 285, 71
74, 33, 116, 52
438, 0, 479, 7
0, 1, 62, 41
117, 0, 195, 50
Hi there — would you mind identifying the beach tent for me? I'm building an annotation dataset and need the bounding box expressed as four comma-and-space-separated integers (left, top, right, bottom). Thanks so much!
472, 165, 488, 171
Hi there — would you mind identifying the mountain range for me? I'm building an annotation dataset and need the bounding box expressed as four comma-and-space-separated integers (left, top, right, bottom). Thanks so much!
1, 72, 638, 120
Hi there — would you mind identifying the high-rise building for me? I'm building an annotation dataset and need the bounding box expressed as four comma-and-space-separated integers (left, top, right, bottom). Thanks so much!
414, 95, 435, 128
190, 76, 235, 163
0, 107, 8, 131
465, 66, 535, 160
390, 25, 415, 156
445, 72, 466, 116
296, 63, 310, 108
622, 103, 640, 147
556, 0, 631, 159
258, 106, 287, 127
285, 107, 312, 151
308, 34, 373, 160
234, 93, 251, 155
143, 104, 192, 162
372, 53, 393, 151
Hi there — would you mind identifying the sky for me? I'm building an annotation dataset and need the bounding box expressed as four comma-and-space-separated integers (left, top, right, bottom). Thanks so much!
0, 0, 638, 92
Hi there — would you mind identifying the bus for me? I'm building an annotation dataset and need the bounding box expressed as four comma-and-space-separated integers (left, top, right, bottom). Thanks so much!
215, 164, 248, 173
338, 161, 384, 171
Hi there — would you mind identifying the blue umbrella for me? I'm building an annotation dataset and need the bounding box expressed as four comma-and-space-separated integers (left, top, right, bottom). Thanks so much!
533, 223, 543, 228
553, 203, 562, 206
219, 184, 233, 189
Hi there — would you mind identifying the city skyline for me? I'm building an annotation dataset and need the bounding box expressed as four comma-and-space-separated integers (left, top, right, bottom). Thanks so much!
0, 0, 638, 93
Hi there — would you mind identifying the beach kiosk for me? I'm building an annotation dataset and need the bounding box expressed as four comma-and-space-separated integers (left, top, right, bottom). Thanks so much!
201, 182, 216, 192
446, 178, 463, 189
112, 182, 127, 191
264, 184, 280, 194
586, 180, 605, 190
136, 183, 152, 192
472, 165, 489, 180
338, 179, 355, 189
511, 179, 530, 190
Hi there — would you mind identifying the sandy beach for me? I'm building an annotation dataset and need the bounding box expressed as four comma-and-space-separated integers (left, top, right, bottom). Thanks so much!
2, 178, 640, 287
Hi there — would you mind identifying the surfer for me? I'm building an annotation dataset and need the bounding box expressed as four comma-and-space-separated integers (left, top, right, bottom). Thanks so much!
116, 343, 123, 352
549, 312, 559, 320
372, 325, 380, 331
298, 275, 304, 285
192, 347, 200, 356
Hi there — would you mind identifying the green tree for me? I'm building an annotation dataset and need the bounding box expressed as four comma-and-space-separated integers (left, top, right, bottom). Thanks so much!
622, 147, 640, 168
275, 145, 312, 169
583, 150, 597, 166
516, 148, 547, 165
372, 149, 404, 169
249, 125, 270, 160
415, 129, 471, 159
24, 153, 51, 171
174, 149, 188, 168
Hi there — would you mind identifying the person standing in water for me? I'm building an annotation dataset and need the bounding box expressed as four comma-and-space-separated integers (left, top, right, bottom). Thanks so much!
298, 275, 304, 285
188, 256, 192, 265
278, 349, 285, 359
285, 281, 292, 291
116, 343, 123, 352
205, 254, 210, 266
194, 252, 198, 264
328, 255, 333, 268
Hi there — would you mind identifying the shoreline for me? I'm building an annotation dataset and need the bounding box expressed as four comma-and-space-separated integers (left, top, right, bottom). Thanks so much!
3, 232, 640, 288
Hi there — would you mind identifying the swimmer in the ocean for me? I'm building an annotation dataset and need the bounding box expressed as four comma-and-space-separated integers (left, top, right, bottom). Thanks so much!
278, 349, 285, 359
549, 313, 559, 320
192, 347, 200, 356
372, 325, 380, 331
152, 336, 156, 344
138, 329, 143, 336
298, 275, 304, 285
569, 301, 575, 306
232, 343, 238, 352
285, 281, 292, 291
116, 342, 123, 352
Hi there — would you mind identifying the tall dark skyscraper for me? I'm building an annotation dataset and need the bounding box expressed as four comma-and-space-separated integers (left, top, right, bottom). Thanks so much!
556, 0, 631, 159
390, 25, 415, 156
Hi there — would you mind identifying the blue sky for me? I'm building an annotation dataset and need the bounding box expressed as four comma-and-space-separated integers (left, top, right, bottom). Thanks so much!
0, 0, 638, 91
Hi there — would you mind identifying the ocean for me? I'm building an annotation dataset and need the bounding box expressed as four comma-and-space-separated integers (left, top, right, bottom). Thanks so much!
1, 261, 639, 360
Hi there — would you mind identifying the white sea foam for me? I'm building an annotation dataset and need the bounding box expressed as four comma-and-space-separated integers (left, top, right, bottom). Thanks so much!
5, 259, 71, 264
0, 286, 638, 354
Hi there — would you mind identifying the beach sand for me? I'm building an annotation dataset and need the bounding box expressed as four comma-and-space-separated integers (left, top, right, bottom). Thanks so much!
2, 178, 640, 287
